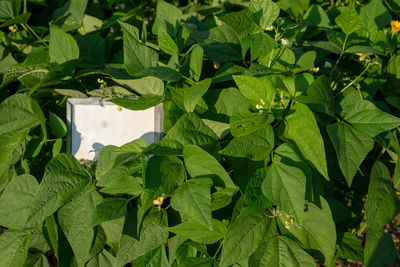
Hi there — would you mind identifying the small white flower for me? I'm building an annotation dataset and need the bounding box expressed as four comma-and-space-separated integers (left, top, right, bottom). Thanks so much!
311, 67, 320, 73
324, 61, 332, 68
281, 38, 289, 46
266, 26, 274, 31
120, 3, 126, 9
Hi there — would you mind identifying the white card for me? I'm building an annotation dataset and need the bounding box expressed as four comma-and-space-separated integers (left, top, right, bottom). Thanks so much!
67, 98, 163, 160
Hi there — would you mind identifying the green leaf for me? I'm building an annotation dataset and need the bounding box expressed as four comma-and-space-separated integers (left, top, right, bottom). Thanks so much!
215, 88, 251, 116
115, 210, 169, 266
0, 1, 14, 18
184, 78, 211, 112
86, 249, 115, 267
334, 2, 363, 35
249, 236, 316, 267
151, 113, 219, 155
75, 35, 106, 68
78, 14, 103, 35
152, 0, 182, 35
296, 75, 334, 116
23, 253, 50, 267
139, 66, 182, 82
219, 8, 255, 38
202, 25, 242, 62
0, 231, 31, 267
293, 51, 317, 74
43, 215, 59, 260
337, 232, 364, 262
52, 0, 88, 31
140, 155, 185, 223
87, 226, 107, 263
108, 95, 162, 111
158, 28, 179, 55
0, 52, 18, 73
366, 161, 400, 230
212, 64, 248, 83
229, 112, 273, 137
144, 155, 185, 190
394, 157, 400, 191
115, 76, 164, 96
276, 0, 309, 18
0, 130, 28, 191
219, 211, 273, 267
99, 176, 142, 196
249, 0, 280, 29
189, 46, 204, 81
181, 257, 217, 267
387, 54, 400, 78
184, 145, 236, 189
344, 100, 400, 137
359, 0, 391, 32
262, 162, 306, 223
337, 90, 363, 117
249, 33, 277, 61
0, 174, 39, 229
49, 25, 79, 65
96, 139, 145, 187
326, 122, 374, 186
233, 75, 277, 109
52, 138, 62, 157
119, 21, 158, 75
307, 41, 341, 54
25, 153, 92, 228
211, 187, 237, 211
58, 190, 98, 267
303, 4, 331, 28
168, 219, 227, 244
386, 96, 400, 110
92, 198, 128, 226
276, 73, 314, 98
49, 111, 67, 138
202, 119, 230, 140
345, 45, 384, 55
171, 178, 213, 229
279, 102, 328, 179
241, 168, 272, 217
0, 94, 44, 135
277, 197, 336, 267
220, 124, 274, 161
133, 246, 168, 267
364, 229, 397, 267
274, 143, 313, 201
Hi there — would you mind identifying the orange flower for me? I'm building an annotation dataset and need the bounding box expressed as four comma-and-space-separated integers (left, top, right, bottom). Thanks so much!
391, 20, 400, 34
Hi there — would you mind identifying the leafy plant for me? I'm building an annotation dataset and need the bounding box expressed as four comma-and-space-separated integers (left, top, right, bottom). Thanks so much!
0, 0, 400, 266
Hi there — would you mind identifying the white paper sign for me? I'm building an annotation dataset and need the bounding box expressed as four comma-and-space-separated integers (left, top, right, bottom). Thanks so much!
67, 98, 163, 160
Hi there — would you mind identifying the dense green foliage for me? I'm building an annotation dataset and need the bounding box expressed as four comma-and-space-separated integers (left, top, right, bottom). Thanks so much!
1, 0, 400, 266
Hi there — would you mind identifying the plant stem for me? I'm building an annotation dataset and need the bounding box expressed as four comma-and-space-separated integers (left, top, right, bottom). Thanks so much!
329, 34, 349, 80
141, 154, 147, 187
338, 61, 372, 95
267, 48, 275, 68
357, 221, 367, 236
213, 240, 224, 258
181, 74, 196, 85
21, 23, 49, 48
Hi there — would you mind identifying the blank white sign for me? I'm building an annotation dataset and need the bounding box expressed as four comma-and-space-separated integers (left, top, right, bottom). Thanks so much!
67, 98, 163, 160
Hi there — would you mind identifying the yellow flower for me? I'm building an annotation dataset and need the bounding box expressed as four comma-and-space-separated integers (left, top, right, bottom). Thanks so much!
391, 20, 400, 34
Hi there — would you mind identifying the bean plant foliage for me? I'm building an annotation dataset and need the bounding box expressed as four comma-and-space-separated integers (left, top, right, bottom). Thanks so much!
1, 0, 400, 266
